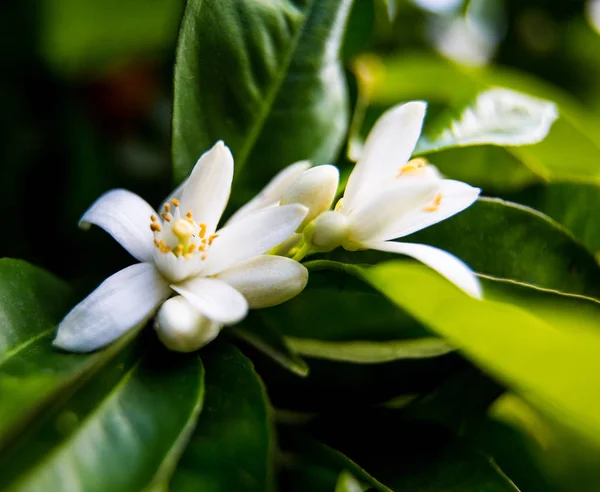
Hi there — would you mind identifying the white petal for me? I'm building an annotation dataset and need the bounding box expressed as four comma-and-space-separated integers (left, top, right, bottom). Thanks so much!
227, 160, 311, 225
179, 141, 234, 233
216, 255, 309, 308
79, 189, 157, 263
172, 277, 248, 325
53, 263, 171, 352
373, 180, 480, 241
201, 204, 308, 276
347, 179, 439, 243
344, 101, 427, 212
154, 296, 221, 352
281, 165, 340, 229
363, 240, 482, 299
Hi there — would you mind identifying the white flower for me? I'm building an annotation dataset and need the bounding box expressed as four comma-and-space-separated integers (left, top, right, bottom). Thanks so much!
305, 102, 482, 298
54, 141, 309, 353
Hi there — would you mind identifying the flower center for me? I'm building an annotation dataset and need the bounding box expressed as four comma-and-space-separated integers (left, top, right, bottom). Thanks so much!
149, 199, 218, 260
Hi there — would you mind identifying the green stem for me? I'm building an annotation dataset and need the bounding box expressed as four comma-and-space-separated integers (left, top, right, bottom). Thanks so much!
292, 242, 313, 262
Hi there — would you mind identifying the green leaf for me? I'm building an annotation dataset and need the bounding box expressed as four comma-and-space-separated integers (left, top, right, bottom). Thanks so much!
327, 198, 600, 298
505, 182, 600, 261
415, 88, 558, 154
232, 313, 309, 377
39, 0, 183, 75
320, 259, 600, 449
285, 337, 453, 363
335, 471, 364, 492
172, 0, 353, 199
0, 259, 130, 448
0, 344, 205, 491
365, 53, 600, 186
170, 343, 274, 492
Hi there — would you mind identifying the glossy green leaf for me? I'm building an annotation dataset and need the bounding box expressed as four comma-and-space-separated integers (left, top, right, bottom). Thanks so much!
172, 0, 353, 199
316, 259, 600, 448
365, 53, 600, 185
232, 313, 309, 377
335, 471, 364, 492
0, 259, 130, 449
505, 182, 600, 260
0, 344, 205, 491
327, 198, 600, 298
488, 394, 600, 492
415, 88, 558, 154
170, 343, 274, 492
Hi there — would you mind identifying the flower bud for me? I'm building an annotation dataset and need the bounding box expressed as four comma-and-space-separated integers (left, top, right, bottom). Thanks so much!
304, 210, 349, 252
154, 296, 220, 352
280, 165, 339, 231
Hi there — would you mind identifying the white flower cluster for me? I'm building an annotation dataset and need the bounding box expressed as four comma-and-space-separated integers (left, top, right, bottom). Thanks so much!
54, 101, 481, 353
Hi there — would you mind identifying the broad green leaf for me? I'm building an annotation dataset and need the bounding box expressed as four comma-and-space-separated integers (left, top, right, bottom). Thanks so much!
505, 182, 600, 261
232, 313, 309, 377
489, 394, 600, 492
335, 471, 364, 492
170, 343, 274, 492
364, 53, 600, 185
172, 0, 353, 200
0, 344, 205, 491
328, 198, 600, 298
40, 0, 183, 75
0, 259, 130, 449
320, 259, 600, 448
415, 88, 558, 154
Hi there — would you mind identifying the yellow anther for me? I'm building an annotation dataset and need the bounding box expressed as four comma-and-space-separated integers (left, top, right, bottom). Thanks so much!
397, 158, 427, 177
150, 214, 157, 222
201, 254, 207, 260
172, 219, 195, 240
186, 211, 193, 219
154, 238, 160, 247
150, 222, 162, 232
188, 243, 197, 253
174, 244, 184, 256
171, 198, 180, 207
199, 243, 206, 252
161, 213, 171, 222
163, 203, 170, 213
199, 223, 207, 238
159, 240, 171, 253
423, 193, 443, 212
208, 234, 218, 245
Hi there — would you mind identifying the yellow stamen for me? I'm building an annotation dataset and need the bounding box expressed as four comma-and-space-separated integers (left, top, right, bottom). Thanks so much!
150, 222, 161, 232
171, 198, 180, 207
201, 254, 207, 260
150, 214, 157, 222
199, 223, 207, 238
188, 243, 197, 253
186, 211, 193, 219
163, 203, 170, 213
397, 158, 427, 177
424, 193, 443, 212
154, 238, 160, 247
208, 234, 218, 245
174, 244, 184, 256
199, 243, 206, 252
161, 213, 171, 222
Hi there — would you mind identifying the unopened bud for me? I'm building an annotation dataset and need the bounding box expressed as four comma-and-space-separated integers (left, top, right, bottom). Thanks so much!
154, 296, 220, 352
281, 165, 339, 231
304, 210, 349, 253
